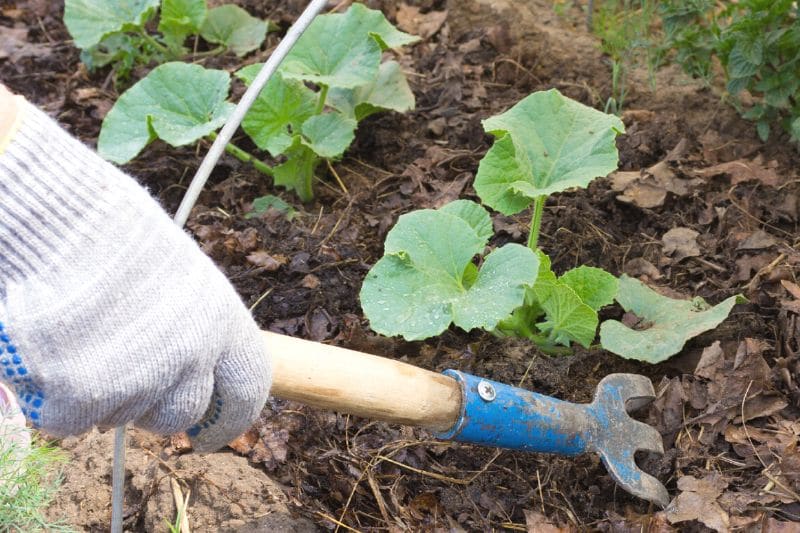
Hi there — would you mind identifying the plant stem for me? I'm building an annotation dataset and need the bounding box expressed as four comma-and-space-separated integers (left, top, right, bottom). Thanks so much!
315, 84, 329, 114
137, 29, 171, 56
191, 46, 226, 59
209, 132, 273, 176
527, 195, 546, 251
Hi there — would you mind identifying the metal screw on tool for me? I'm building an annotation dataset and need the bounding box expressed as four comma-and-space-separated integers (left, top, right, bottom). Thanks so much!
477, 380, 496, 401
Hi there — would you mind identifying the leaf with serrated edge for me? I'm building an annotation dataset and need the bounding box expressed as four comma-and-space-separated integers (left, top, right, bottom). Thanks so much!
64, 0, 159, 49
361, 202, 539, 340
559, 266, 618, 311
600, 275, 745, 363
439, 199, 493, 242
300, 113, 357, 159
236, 67, 317, 157
200, 5, 267, 56
159, 0, 206, 43
328, 61, 415, 120
475, 89, 624, 215
98, 62, 234, 163
272, 137, 320, 202
474, 133, 536, 215
535, 279, 598, 348
280, 5, 391, 88
346, 3, 419, 50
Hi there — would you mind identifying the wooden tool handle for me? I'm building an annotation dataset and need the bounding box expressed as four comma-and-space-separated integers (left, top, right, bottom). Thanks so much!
262, 331, 462, 432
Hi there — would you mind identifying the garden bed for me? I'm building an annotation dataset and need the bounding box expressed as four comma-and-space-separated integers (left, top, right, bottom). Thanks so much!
3, 0, 800, 530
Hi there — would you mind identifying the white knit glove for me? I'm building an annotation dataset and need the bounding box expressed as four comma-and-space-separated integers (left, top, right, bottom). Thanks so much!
0, 101, 271, 451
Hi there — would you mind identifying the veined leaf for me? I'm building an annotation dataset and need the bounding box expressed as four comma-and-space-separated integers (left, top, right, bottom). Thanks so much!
236, 67, 317, 157
300, 113, 357, 159
558, 266, 618, 311
361, 201, 539, 340
600, 275, 746, 363
345, 2, 419, 50
439, 199, 494, 242
272, 137, 320, 203
535, 280, 598, 348
200, 5, 267, 56
159, 0, 206, 45
64, 0, 159, 49
98, 62, 234, 163
475, 89, 624, 215
280, 5, 399, 88
329, 60, 416, 120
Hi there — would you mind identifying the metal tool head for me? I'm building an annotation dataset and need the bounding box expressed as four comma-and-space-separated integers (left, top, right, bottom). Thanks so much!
587, 373, 670, 508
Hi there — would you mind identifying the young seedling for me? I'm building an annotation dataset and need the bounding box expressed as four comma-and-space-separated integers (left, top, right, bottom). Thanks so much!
96, 4, 418, 202
362, 89, 744, 361
473, 88, 623, 350
64, 0, 269, 81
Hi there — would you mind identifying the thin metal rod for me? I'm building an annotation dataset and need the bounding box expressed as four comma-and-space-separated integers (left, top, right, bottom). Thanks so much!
173, 0, 329, 227
110, 2, 328, 531
111, 423, 127, 532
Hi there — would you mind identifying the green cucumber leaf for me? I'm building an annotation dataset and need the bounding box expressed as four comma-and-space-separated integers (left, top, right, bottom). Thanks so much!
200, 5, 267, 56
272, 137, 320, 203
360, 201, 539, 340
64, 0, 159, 49
599, 275, 746, 363
236, 67, 317, 157
439, 199, 494, 242
328, 60, 415, 120
474, 134, 536, 215
158, 0, 206, 45
535, 280, 598, 348
280, 5, 385, 88
475, 89, 624, 215
300, 112, 357, 159
79, 33, 139, 72
558, 266, 618, 311
98, 62, 234, 163
346, 3, 419, 50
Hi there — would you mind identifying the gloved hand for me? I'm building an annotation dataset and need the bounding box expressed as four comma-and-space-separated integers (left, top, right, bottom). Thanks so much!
0, 94, 271, 451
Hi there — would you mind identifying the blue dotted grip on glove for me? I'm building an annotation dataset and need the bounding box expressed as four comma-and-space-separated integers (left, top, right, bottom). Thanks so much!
0, 321, 44, 426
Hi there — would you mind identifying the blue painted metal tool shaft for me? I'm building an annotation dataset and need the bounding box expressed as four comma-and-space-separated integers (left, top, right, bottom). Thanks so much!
435, 370, 591, 455
434, 369, 670, 508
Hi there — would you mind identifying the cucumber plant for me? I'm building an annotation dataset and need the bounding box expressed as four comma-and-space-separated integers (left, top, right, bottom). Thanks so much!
96, 3, 418, 202
64, 0, 270, 81
361, 89, 743, 363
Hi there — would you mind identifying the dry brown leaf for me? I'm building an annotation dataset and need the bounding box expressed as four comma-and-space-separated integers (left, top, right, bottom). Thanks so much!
665, 474, 729, 532
737, 230, 778, 251
764, 518, 800, 533
781, 280, 800, 300
611, 139, 700, 208
735, 253, 775, 282
695, 155, 782, 187
227, 427, 259, 455
0, 26, 50, 61
246, 250, 285, 270
662, 227, 700, 261
624, 257, 662, 280
695, 341, 725, 381
523, 509, 572, 533
395, 4, 448, 39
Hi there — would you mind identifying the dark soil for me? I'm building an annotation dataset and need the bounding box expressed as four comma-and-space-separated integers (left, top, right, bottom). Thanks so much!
3, 0, 800, 531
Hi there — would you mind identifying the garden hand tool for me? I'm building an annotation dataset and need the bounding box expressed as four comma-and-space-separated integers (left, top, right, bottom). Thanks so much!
264, 331, 670, 508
